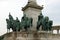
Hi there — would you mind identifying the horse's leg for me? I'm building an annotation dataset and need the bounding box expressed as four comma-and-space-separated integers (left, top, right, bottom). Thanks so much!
41, 25, 43, 30
36, 24, 40, 31
28, 25, 31, 31
42, 25, 45, 31
12, 27, 16, 32
49, 26, 51, 31
18, 28, 20, 31
24, 26, 27, 31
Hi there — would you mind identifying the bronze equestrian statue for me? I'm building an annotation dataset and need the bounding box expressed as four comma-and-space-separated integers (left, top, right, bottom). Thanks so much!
36, 13, 53, 31
6, 13, 33, 32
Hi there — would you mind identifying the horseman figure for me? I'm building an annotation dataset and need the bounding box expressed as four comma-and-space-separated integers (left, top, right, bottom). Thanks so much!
6, 13, 21, 32
36, 13, 44, 31
36, 13, 53, 31
21, 14, 33, 31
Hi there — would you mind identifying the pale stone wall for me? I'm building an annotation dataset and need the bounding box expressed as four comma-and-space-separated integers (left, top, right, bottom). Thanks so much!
3, 31, 60, 40
23, 7, 42, 31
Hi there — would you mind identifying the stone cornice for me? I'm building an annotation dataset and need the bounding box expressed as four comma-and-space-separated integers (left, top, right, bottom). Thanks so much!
22, 2, 43, 11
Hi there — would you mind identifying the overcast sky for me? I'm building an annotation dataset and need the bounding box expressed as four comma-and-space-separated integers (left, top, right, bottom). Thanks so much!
0, 0, 60, 36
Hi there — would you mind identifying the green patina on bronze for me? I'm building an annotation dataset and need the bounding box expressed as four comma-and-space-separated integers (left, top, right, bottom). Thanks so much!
6, 13, 33, 32
21, 14, 33, 31
6, 12, 53, 32
37, 13, 53, 31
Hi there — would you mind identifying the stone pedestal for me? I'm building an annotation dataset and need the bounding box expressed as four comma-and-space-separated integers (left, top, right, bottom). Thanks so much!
3, 31, 60, 40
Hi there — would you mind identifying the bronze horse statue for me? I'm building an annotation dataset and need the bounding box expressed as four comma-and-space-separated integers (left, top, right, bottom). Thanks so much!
21, 14, 33, 31
36, 13, 53, 31
6, 14, 33, 32
6, 14, 21, 32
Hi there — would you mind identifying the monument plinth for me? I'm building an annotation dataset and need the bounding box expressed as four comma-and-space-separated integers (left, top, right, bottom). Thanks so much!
3, 31, 60, 40
22, 0, 43, 31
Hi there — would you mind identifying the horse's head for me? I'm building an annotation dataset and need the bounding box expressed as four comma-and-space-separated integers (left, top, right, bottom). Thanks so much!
49, 20, 53, 26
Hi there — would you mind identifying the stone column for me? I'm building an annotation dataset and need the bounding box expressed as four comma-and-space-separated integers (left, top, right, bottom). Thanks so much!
57, 29, 59, 34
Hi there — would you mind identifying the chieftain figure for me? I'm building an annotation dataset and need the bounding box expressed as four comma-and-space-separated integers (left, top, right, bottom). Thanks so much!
6, 13, 21, 32
36, 13, 53, 31
6, 13, 33, 32
43, 16, 53, 31
12, 17, 21, 31
21, 14, 33, 31
6, 13, 14, 32
48, 20, 53, 31
21, 14, 28, 31
42, 16, 49, 31
36, 13, 44, 31
15, 17, 21, 31
6, 19, 11, 32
